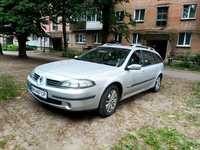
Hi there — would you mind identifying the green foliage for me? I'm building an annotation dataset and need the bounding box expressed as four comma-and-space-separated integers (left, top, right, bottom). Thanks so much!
168, 53, 200, 72
0, 0, 48, 56
2, 44, 18, 51
113, 127, 200, 150
0, 75, 19, 101
0, 139, 7, 149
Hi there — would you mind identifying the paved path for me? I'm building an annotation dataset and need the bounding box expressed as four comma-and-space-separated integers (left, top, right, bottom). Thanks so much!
165, 68, 200, 81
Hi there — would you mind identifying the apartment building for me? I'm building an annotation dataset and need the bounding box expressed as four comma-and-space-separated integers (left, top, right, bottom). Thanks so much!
114, 0, 200, 59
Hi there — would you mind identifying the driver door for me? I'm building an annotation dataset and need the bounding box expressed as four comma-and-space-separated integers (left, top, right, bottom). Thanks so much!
124, 50, 145, 96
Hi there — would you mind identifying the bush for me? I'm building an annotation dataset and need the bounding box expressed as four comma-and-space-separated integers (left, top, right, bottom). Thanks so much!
168, 53, 200, 72
2, 44, 18, 51
0, 75, 19, 101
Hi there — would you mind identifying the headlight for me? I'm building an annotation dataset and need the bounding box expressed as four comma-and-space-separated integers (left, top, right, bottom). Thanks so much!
61, 79, 95, 89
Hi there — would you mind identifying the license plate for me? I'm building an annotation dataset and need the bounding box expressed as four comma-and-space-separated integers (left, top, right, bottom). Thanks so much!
31, 86, 47, 99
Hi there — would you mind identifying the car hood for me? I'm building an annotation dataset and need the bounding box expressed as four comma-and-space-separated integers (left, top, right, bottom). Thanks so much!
35, 59, 116, 79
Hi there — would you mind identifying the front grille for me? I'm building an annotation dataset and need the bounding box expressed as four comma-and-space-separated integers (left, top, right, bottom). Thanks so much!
33, 73, 40, 81
34, 94, 62, 105
46, 79, 62, 87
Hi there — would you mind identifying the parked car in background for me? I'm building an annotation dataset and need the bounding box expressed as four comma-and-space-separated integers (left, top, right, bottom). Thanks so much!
27, 44, 164, 117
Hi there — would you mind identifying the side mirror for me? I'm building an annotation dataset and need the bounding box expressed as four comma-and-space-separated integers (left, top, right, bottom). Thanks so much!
126, 64, 142, 70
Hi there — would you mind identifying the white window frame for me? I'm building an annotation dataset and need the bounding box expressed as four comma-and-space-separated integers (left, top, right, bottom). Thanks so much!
177, 32, 192, 47
134, 9, 145, 22
94, 33, 101, 44
75, 33, 86, 44
132, 33, 140, 44
182, 4, 197, 20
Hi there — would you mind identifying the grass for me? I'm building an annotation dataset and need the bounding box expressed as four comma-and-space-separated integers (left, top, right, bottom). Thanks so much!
2, 44, 18, 51
0, 74, 19, 101
0, 139, 7, 149
189, 82, 200, 108
113, 127, 200, 150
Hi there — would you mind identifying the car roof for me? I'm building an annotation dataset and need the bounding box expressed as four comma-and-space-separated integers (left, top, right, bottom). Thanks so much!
101, 43, 162, 57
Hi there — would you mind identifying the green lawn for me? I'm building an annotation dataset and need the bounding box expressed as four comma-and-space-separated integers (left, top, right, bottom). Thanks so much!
113, 127, 200, 150
0, 75, 19, 101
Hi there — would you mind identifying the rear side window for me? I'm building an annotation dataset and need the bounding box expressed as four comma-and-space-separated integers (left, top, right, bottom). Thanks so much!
127, 50, 143, 66
142, 51, 154, 66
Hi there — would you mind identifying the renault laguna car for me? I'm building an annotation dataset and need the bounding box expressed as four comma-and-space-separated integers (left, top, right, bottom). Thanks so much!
27, 44, 164, 117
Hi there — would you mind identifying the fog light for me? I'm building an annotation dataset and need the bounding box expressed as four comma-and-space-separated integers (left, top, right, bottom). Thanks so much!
62, 102, 71, 110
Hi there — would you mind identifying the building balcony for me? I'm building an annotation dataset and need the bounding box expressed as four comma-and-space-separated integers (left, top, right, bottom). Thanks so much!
70, 21, 103, 31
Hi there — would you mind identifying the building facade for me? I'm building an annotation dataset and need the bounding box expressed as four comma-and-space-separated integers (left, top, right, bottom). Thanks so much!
114, 0, 200, 59
10, 0, 199, 59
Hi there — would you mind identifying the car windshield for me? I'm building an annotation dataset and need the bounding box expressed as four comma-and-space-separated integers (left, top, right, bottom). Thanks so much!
75, 47, 130, 67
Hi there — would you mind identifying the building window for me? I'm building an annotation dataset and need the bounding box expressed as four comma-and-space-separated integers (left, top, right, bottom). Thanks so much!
132, 33, 141, 44
134, 9, 145, 22
182, 4, 197, 20
75, 33, 86, 43
157, 6, 168, 26
115, 11, 124, 22
94, 32, 102, 44
114, 33, 122, 43
177, 32, 192, 47
32, 35, 38, 40
52, 22, 58, 31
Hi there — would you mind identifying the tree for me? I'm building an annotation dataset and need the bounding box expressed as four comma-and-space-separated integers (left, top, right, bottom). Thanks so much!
0, 0, 48, 58
0, 43, 3, 55
92, 0, 134, 43
48, 0, 87, 55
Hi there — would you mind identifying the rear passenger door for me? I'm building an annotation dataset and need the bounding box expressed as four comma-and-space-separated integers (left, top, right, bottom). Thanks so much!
140, 50, 158, 89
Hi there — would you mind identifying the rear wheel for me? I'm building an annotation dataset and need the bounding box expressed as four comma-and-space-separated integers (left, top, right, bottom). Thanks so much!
152, 76, 161, 92
98, 85, 120, 117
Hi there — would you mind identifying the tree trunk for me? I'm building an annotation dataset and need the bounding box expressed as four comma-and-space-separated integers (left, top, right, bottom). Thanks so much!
17, 36, 27, 58
102, 3, 112, 43
62, 0, 68, 55
0, 43, 3, 55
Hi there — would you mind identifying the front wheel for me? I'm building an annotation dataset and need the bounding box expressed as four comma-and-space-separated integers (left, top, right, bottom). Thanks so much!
152, 76, 161, 92
98, 85, 120, 117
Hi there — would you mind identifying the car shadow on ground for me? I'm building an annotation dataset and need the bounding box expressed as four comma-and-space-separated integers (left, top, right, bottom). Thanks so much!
28, 90, 151, 120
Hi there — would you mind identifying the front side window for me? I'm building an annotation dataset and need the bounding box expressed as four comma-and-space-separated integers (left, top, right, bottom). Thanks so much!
177, 32, 192, 47
76, 47, 130, 67
157, 6, 168, 26
115, 11, 124, 22
134, 9, 145, 22
182, 4, 197, 19
75, 34, 86, 43
128, 50, 142, 66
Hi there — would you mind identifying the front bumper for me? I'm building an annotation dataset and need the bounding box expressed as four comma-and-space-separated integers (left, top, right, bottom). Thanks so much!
27, 76, 101, 111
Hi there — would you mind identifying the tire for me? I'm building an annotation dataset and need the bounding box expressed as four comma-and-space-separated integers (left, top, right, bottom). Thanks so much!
152, 75, 162, 92
98, 85, 120, 117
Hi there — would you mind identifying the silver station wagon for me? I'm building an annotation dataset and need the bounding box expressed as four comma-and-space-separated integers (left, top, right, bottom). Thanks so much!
27, 44, 164, 117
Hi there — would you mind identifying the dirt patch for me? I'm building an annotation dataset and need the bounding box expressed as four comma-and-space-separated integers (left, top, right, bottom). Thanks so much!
0, 55, 199, 150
